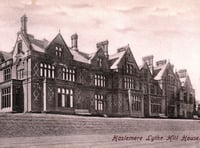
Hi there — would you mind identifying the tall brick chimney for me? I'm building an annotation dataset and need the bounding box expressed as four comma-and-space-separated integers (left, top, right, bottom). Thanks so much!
142, 55, 154, 74
71, 33, 78, 50
21, 14, 28, 34
96, 40, 109, 59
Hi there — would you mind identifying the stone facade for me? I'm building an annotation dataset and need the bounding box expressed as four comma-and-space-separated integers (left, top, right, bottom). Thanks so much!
0, 15, 196, 118
177, 69, 195, 118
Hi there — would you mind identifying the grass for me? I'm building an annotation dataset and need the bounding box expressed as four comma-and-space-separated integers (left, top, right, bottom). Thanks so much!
0, 113, 199, 138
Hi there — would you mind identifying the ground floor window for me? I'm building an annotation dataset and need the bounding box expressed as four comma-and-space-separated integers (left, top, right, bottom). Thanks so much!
95, 94, 104, 111
57, 88, 73, 108
132, 96, 141, 111
151, 104, 161, 113
1, 87, 11, 108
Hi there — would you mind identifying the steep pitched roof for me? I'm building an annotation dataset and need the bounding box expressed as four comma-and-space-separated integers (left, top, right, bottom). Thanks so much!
70, 49, 90, 64
45, 33, 74, 59
138, 65, 143, 70
46, 33, 67, 49
139, 62, 152, 75
154, 63, 168, 80
109, 50, 126, 69
88, 47, 108, 64
28, 34, 49, 52
0, 50, 12, 61
28, 32, 92, 64
109, 45, 130, 69
88, 52, 96, 60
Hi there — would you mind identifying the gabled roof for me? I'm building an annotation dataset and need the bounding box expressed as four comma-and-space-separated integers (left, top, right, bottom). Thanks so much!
27, 32, 92, 64
139, 62, 152, 76
88, 47, 108, 64
70, 49, 90, 64
28, 34, 49, 52
12, 32, 48, 54
109, 50, 126, 69
154, 62, 168, 80
88, 52, 96, 60
46, 33, 67, 49
109, 45, 130, 69
138, 65, 143, 70
0, 50, 12, 61
45, 33, 74, 59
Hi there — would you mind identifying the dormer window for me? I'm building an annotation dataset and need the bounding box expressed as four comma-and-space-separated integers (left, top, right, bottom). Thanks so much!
97, 57, 103, 67
55, 46, 62, 57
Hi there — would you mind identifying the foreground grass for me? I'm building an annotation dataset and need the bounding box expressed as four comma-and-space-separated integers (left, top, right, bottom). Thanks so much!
0, 113, 200, 138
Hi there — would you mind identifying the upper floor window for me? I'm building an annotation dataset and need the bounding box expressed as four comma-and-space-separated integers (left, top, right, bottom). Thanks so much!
95, 94, 104, 111
124, 77, 135, 89
17, 69, 24, 79
62, 67, 76, 82
97, 57, 103, 67
94, 74, 106, 87
55, 46, 62, 57
4, 68, 11, 81
40, 63, 55, 78
125, 64, 135, 75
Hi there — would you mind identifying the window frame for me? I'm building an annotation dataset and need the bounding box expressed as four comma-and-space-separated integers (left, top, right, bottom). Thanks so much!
4, 67, 11, 81
40, 63, 55, 78
57, 88, 73, 108
55, 46, 63, 57
94, 74, 106, 87
1, 87, 11, 109
62, 67, 76, 82
95, 94, 104, 111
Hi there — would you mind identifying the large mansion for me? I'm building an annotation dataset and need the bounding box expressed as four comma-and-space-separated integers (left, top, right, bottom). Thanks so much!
0, 15, 195, 118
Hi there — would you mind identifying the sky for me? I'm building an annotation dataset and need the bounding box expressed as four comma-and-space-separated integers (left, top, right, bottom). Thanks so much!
0, 0, 200, 101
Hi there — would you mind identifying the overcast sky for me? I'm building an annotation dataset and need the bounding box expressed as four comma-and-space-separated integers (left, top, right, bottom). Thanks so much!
0, 0, 200, 101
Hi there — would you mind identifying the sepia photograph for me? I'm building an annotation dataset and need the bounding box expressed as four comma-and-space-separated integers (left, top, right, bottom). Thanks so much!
0, 0, 200, 147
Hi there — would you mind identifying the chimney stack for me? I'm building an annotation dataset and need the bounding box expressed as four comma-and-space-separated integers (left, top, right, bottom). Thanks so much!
156, 59, 167, 67
96, 40, 109, 59
142, 55, 154, 74
21, 14, 28, 34
178, 69, 187, 78
71, 33, 78, 50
